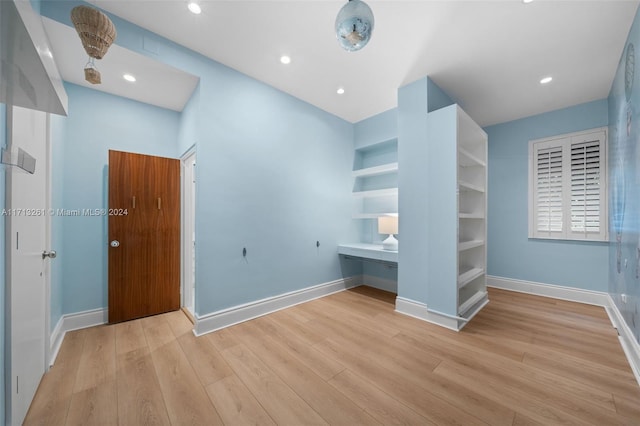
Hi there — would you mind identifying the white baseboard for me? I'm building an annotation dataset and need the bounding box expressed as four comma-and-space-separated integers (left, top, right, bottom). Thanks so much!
193, 276, 362, 336
362, 274, 397, 293
49, 316, 64, 366
394, 297, 460, 331
605, 295, 640, 387
49, 308, 107, 366
487, 275, 609, 307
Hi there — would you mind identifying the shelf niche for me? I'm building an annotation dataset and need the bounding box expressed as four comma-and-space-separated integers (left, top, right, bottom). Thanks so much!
352, 138, 398, 220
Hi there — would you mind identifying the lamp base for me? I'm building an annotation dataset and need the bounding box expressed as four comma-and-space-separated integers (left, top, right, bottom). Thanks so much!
382, 234, 398, 251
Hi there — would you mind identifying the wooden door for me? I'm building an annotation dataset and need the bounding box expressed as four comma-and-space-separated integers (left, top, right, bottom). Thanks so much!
108, 150, 180, 323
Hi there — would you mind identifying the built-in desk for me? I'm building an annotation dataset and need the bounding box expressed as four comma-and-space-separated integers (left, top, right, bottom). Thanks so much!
337, 243, 398, 263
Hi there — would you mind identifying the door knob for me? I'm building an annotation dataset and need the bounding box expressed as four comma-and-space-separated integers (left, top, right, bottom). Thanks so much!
110, 240, 120, 248
42, 250, 57, 259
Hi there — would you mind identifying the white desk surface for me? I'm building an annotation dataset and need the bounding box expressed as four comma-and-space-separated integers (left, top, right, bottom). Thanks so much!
337, 243, 398, 263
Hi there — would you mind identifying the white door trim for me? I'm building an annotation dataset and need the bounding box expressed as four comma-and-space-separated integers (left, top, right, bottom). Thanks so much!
43, 113, 53, 372
180, 146, 196, 315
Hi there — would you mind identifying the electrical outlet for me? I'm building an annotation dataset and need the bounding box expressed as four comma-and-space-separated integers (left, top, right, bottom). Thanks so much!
621, 294, 628, 303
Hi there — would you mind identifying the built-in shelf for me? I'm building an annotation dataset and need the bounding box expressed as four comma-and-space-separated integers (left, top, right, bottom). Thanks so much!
352, 138, 398, 220
352, 188, 398, 198
450, 105, 488, 327
458, 290, 487, 316
458, 147, 486, 167
459, 213, 485, 219
352, 162, 398, 178
459, 181, 485, 193
352, 212, 397, 219
457, 267, 484, 289
458, 240, 484, 251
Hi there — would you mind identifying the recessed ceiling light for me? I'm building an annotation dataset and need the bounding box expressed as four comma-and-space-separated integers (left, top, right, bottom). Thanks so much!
337, 87, 345, 95
540, 76, 553, 84
280, 55, 291, 65
123, 74, 136, 82
187, 1, 201, 14
523, 0, 534, 3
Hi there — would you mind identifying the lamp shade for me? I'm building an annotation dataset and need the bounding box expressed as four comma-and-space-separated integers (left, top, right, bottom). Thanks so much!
335, 0, 374, 52
378, 215, 398, 235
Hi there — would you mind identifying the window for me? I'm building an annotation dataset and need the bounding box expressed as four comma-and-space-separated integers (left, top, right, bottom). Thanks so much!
528, 128, 607, 241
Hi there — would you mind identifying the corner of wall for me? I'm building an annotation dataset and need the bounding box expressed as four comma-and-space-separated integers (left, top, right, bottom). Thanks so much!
426, 77, 455, 113
178, 82, 200, 157
353, 108, 398, 149
606, 296, 640, 386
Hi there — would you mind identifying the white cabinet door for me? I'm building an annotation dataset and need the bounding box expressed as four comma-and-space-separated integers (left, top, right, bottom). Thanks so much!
6, 106, 50, 425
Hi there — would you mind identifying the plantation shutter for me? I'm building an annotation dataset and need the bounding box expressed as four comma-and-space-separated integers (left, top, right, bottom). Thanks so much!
529, 129, 607, 241
534, 142, 564, 236
569, 132, 605, 240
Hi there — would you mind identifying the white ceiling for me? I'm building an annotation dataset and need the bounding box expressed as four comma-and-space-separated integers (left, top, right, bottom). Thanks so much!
42, 17, 199, 112
56, 0, 638, 126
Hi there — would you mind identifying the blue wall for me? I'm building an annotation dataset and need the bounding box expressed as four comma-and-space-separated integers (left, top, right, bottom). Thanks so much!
177, 84, 199, 157
425, 105, 460, 315
192, 71, 355, 314
354, 108, 396, 150
486, 99, 609, 291
396, 76, 458, 306
397, 77, 432, 304
609, 6, 640, 345
43, 2, 358, 318
54, 83, 180, 314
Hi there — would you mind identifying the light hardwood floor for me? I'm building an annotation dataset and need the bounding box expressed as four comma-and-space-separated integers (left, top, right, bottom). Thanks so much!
24, 286, 640, 425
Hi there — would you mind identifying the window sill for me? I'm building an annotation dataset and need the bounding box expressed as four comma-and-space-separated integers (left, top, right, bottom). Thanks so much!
527, 236, 609, 244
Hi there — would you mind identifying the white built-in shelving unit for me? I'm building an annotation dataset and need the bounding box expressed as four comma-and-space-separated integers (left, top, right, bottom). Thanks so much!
456, 106, 488, 320
339, 138, 399, 271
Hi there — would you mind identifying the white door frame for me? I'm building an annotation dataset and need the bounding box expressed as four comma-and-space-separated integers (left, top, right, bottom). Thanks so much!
180, 146, 196, 315
43, 113, 53, 367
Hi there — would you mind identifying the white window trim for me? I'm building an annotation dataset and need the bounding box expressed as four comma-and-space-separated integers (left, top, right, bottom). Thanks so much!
528, 127, 608, 242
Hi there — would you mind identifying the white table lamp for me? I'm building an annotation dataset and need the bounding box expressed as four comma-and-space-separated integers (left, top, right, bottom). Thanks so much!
378, 215, 398, 251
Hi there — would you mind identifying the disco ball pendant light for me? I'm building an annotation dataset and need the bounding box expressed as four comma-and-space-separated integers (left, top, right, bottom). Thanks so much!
335, 0, 374, 52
